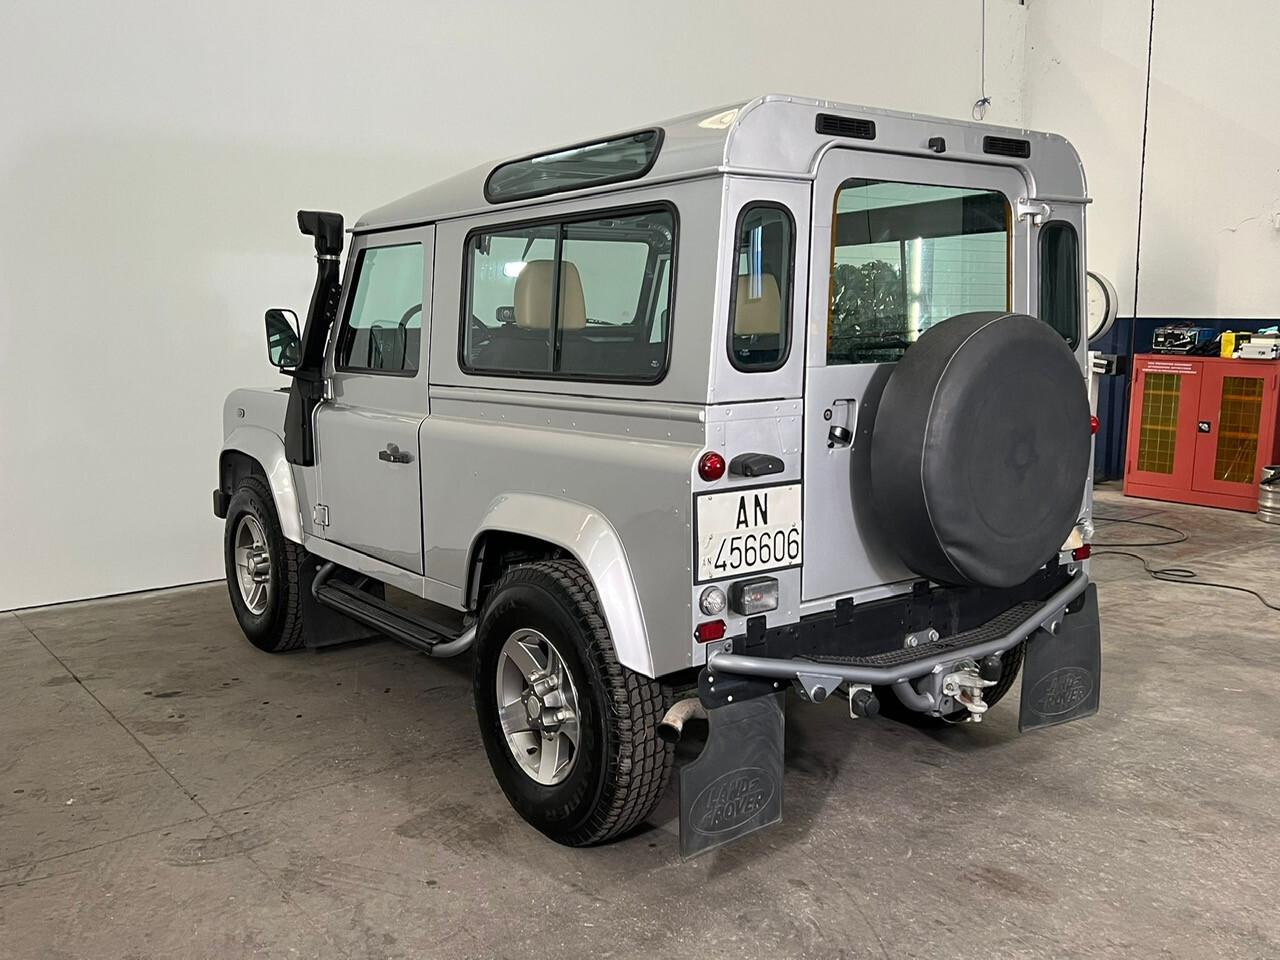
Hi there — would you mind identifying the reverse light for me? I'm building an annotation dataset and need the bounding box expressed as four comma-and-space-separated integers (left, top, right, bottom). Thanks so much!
698, 586, 727, 616
730, 577, 780, 616
698, 451, 727, 482
1090, 415, 1100, 435
1071, 544, 1092, 562
695, 620, 726, 643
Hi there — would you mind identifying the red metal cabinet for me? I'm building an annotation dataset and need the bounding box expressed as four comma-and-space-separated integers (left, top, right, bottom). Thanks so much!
1123, 355, 1280, 511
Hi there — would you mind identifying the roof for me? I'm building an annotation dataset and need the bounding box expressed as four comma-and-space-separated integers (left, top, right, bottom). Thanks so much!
355, 94, 1087, 232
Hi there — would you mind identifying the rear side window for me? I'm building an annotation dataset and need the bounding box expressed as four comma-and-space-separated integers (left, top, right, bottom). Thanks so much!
729, 204, 794, 371
1040, 221, 1081, 347
336, 243, 424, 373
462, 205, 676, 382
827, 179, 1010, 365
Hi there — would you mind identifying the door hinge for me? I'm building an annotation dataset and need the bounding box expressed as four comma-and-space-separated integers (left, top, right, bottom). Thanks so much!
1016, 197, 1053, 225
313, 504, 330, 527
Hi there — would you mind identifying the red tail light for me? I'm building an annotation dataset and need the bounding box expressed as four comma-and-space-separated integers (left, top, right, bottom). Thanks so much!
1090, 415, 1100, 435
695, 619, 726, 643
1072, 544, 1092, 561
698, 451, 726, 482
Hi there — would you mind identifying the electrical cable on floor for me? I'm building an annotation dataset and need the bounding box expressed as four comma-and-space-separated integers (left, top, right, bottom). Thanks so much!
1091, 514, 1280, 613
1091, 514, 1187, 547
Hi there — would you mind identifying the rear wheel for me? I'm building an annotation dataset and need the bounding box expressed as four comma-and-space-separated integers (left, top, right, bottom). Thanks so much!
223, 475, 306, 653
473, 560, 673, 846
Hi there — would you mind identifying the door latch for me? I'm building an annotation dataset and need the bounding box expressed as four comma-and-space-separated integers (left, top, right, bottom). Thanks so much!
827, 398, 856, 448
378, 443, 414, 464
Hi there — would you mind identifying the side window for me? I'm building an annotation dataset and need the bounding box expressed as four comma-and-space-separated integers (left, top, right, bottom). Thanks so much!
1040, 221, 1081, 348
729, 204, 794, 371
462, 205, 676, 382
336, 243, 425, 373
464, 225, 558, 374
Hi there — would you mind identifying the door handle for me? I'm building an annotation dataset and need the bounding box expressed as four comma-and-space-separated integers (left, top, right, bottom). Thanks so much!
378, 443, 414, 464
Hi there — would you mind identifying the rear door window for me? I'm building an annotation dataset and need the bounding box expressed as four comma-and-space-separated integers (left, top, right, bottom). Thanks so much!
827, 180, 1010, 365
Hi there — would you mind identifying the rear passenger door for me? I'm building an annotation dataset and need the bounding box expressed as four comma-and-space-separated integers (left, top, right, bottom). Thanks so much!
314, 227, 433, 573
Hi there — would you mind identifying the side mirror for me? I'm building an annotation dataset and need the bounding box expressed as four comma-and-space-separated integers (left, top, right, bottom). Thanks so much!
265, 308, 301, 368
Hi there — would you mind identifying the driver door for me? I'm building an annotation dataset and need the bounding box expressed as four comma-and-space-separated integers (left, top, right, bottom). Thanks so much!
314, 227, 434, 573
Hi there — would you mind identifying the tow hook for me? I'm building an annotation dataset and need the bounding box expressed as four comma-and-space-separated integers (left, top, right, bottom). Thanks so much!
940, 659, 996, 721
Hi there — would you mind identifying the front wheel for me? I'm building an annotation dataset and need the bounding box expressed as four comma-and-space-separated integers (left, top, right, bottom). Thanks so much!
223, 475, 307, 653
473, 560, 673, 846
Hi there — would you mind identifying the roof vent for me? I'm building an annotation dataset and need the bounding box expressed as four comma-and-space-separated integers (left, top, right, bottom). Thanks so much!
816, 113, 876, 141
983, 135, 1031, 159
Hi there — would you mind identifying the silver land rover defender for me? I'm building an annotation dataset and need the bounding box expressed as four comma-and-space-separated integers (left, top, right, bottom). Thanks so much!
215, 95, 1100, 855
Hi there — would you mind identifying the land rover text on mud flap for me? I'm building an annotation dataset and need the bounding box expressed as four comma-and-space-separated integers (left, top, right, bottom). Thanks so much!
215, 96, 1100, 856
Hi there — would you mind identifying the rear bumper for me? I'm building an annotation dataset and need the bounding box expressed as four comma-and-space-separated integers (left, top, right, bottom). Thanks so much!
703, 569, 1088, 705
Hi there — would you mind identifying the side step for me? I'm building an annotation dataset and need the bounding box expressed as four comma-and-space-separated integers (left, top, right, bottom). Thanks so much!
311, 562, 474, 657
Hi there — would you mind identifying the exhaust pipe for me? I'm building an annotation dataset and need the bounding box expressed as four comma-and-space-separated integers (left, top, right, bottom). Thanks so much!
658, 697, 707, 743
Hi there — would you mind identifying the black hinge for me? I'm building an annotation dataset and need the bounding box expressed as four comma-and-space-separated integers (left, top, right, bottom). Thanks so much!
983, 135, 1031, 159
816, 113, 876, 141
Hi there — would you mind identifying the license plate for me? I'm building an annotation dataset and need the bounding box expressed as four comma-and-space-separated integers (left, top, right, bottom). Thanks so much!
695, 483, 802, 582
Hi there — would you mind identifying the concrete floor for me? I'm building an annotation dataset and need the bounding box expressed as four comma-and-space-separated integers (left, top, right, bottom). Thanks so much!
3, 486, 1279, 959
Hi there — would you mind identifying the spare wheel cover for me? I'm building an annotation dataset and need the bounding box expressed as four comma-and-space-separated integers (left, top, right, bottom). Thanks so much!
869, 312, 1091, 588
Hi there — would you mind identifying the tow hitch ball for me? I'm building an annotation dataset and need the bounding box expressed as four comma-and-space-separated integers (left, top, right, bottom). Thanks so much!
939, 656, 1001, 721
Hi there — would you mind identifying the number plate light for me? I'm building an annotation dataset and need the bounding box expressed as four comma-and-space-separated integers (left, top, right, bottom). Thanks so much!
729, 577, 779, 616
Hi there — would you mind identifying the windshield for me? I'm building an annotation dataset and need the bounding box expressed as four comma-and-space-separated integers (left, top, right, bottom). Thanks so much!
827, 179, 1010, 365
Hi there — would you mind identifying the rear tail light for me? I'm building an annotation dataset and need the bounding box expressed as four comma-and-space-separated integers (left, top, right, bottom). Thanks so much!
698, 451, 726, 482
1071, 544, 1092, 562
1090, 415, 1100, 435
729, 577, 779, 615
694, 620, 726, 643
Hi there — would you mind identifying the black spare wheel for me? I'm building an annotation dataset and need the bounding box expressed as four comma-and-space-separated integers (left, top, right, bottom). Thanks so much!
870, 312, 1090, 588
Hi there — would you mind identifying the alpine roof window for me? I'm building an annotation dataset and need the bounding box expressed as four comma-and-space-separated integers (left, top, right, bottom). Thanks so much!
484, 130, 663, 203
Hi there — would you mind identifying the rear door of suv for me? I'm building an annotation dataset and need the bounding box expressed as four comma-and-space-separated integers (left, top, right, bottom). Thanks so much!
801, 150, 1031, 603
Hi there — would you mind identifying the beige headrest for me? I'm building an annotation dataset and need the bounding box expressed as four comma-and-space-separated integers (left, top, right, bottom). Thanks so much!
514, 260, 587, 331
734, 274, 782, 336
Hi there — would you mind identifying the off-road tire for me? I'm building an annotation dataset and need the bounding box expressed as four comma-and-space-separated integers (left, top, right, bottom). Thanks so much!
223, 475, 307, 653
473, 560, 673, 846
875, 640, 1025, 727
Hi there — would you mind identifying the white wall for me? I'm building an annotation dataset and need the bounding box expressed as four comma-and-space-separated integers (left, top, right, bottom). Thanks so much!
1024, 0, 1280, 319
0, 0, 1027, 610
1138, 2, 1280, 317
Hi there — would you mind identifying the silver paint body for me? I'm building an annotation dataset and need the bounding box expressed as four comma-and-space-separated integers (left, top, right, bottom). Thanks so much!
220, 94, 1090, 679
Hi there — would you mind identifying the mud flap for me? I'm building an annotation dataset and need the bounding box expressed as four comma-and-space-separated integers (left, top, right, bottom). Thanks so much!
1019, 582, 1101, 732
679, 692, 785, 858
